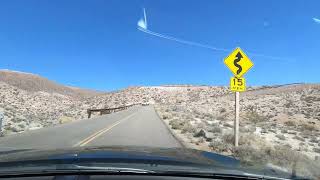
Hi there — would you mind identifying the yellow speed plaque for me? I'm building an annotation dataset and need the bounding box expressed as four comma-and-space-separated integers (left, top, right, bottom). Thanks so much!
230, 77, 246, 92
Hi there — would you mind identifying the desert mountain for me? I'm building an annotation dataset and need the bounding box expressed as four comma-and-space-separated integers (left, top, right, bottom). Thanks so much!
0, 70, 100, 98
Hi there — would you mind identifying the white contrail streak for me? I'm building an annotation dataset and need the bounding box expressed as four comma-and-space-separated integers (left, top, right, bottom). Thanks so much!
143, 8, 147, 28
137, 8, 293, 62
138, 27, 230, 52
138, 27, 293, 61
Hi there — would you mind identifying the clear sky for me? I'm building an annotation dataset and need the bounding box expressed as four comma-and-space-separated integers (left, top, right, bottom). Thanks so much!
0, 0, 319, 91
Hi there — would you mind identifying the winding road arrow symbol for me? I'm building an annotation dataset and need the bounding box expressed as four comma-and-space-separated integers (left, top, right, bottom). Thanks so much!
234, 52, 243, 75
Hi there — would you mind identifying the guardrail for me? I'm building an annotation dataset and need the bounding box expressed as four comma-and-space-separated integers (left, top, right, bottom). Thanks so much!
87, 103, 148, 118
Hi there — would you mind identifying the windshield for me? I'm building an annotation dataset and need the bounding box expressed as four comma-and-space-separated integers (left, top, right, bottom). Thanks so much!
0, 0, 319, 179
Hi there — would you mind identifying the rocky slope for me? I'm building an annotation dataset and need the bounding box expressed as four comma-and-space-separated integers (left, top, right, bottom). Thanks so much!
0, 70, 100, 98
0, 70, 319, 177
155, 84, 320, 178
0, 70, 100, 135
0, 81, 88, 134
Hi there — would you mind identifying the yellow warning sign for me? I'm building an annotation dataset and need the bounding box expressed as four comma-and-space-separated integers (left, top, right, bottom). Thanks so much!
224, 47, 253, 78
230, 77, 246, 92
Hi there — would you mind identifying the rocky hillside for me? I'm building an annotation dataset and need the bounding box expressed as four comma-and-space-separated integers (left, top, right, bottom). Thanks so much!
0, 70, 100, 98
85, 86, 230, 108
0, 70, 101, 135
0, 70, 319, 177
155, 84, 320, 177
0, 80, 231, 135
0, 82, 88, 134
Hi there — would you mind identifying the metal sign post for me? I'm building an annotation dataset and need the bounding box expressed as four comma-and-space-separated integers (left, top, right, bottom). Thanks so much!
224, 47, 253, 147
234, 91, 240, 146
0, 111, 3, 135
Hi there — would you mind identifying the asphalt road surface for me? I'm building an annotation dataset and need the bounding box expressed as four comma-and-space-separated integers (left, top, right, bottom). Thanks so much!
0, 106, 182, 151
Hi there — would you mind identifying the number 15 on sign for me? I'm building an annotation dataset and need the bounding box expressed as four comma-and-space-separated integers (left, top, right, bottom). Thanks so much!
230, 77, 246, 92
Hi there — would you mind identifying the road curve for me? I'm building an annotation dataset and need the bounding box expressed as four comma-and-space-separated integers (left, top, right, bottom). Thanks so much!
0, 106, 182, 151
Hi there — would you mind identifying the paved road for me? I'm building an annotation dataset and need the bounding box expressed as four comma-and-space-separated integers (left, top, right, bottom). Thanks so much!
0, 106, 182, 151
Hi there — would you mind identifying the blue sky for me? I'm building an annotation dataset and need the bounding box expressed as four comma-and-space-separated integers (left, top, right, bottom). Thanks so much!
0, 0, 319, 91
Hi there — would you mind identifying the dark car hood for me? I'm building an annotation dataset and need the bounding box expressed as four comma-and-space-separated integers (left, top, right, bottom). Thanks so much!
0, 146, 296, 179
0, 146, 239, 167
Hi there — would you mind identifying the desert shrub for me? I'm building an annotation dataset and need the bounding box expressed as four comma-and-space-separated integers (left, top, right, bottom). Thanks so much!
287, 111, 294, 116
169, 120, 184, 130
208, 126, 222, 134
247, 126, 257, 133
245, 110, 268, 124
161, 113, 172, 120
309, 137, 318, 143
12, 115, 26, 123
267, 145, 301, 167
234, 144, 308, 171
268, 129, 277, 133
275, 134, 286, 140
284, 121, 296, 127
240, 126, 256, 133
246, 105, 256, 112
219, 108, 226, 113
293, 135, 305, 142
17, 123, 25, 128
216, 115, 226, 121
284, 144, 292, 149
284, 100, 294, 108
193, 129, 206, 138
203, 113, 215, 119
300, 123, 316, 132
209, 140, 232, 153
238, 133, 260, 146
196, 122, 206, 129
197, 137, 205, 144
5, 125, 19, 133
171, 106, 179, 112
281, 129, 288, 133
181, 123, 196, 134
233, 145, 267, 165
162, 114, 168, 119
313, 148, 320, 153
299, 142, 305, 147
59, 116, 73, 124
222, 133, 234, 144
302, 95, 320, 103
223, 122, 233, 128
